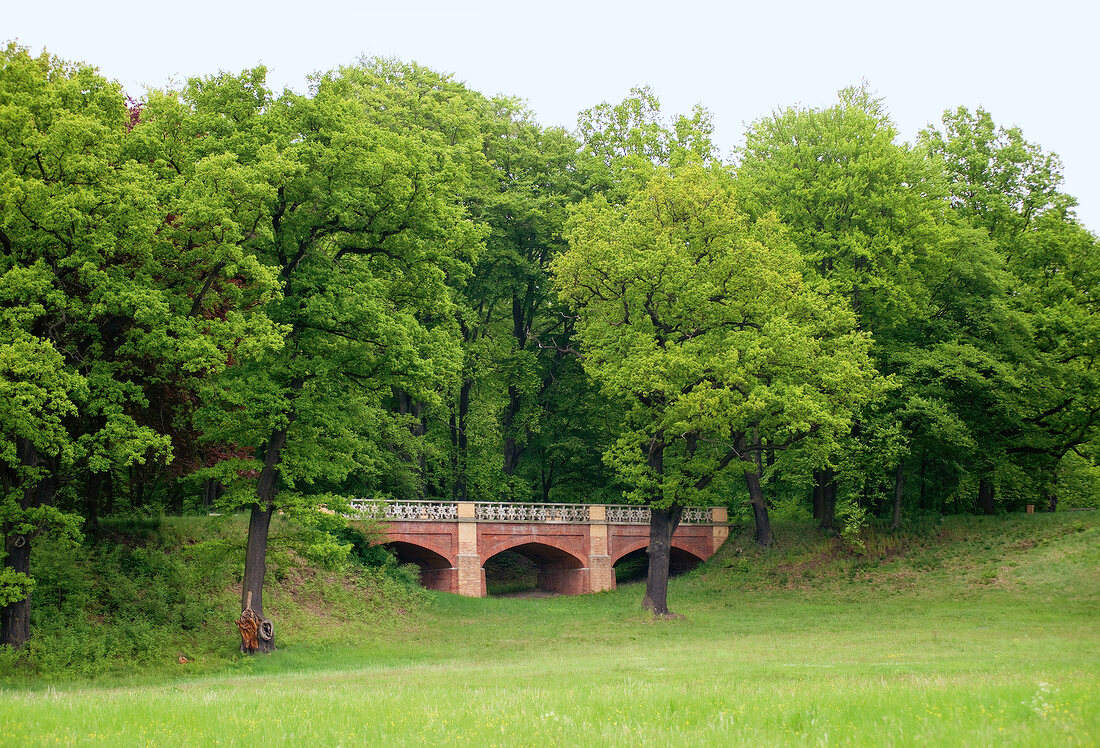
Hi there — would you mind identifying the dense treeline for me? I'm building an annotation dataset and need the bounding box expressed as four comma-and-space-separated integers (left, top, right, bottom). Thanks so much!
2, 43, 1098, 638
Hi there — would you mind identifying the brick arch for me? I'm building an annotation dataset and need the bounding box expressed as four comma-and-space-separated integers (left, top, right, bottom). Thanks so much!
482, 540, 590, 595
478, 535, 587, 568
382, 540, 458, 594
382, 529, 456, 567
610, 538, 707, 566
384, 540, 454, 570
483, 541, 586, 570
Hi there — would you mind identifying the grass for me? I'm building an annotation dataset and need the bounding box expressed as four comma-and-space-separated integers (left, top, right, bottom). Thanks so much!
1, 511, 1097, 746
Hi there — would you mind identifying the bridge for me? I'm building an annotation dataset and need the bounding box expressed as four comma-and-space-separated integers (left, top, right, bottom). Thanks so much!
349, 500, 730, 597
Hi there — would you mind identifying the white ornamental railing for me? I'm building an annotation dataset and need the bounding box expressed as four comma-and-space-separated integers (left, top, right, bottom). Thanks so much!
682, 506, 712, 524
604, 505, 650, 524
476, 503, 589, 523
348, 500, 716, 525
349, 499, 458, 521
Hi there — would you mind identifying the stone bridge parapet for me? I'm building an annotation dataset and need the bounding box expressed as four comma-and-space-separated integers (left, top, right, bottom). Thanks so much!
349, 500, 729, 597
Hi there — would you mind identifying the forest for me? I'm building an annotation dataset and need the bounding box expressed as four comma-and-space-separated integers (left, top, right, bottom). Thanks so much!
2, 41, 1098, 649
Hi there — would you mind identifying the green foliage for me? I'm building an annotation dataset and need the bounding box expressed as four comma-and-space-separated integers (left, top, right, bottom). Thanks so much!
4, 39, 1099, 659
556, 161, 880, 508
918, 106, 1100, 510
0, 514, 424, 678
0, 567, 32, 607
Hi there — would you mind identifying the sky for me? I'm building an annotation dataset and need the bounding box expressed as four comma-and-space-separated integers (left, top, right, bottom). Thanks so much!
6, 0, 1099, 230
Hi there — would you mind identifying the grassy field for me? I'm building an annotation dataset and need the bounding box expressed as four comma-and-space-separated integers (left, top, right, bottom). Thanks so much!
1, 512, 1097, 746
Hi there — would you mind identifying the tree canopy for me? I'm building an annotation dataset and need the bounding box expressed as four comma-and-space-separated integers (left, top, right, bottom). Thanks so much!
2, 42, 1098, 637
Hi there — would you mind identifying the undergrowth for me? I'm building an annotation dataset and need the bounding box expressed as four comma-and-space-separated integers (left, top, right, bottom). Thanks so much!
0, 514, 425, 681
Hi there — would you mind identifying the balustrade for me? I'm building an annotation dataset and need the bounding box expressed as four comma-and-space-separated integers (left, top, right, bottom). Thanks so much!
348, 500, 716, 525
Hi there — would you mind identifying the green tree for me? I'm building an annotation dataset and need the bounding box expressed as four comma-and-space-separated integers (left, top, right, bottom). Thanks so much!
185, 63, 482, 652
737, 85, 994, 528
0, 45, 268, 648
554, 162, 877, 614
920, 107, 1100, 512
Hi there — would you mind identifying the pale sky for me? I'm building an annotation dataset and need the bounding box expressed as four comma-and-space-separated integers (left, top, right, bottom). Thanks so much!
6, 0, 1099, 231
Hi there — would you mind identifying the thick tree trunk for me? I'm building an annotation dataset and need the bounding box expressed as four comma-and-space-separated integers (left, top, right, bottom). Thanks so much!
814, 468, 837, 533
641, 432, 681, 616
239, 400, 297, 655
745, 467, 774, 548
891, 460, 904, 530
642, 505, 682, 616
978, 476, 996, 515
1, 532, 31, 649
240, 502, 275, 654
1, 439, 56, 649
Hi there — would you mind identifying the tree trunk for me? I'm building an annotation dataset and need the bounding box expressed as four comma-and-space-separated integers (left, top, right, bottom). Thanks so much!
239, 400, 298, 655
396, 389, 427, 499
1, 531, 31, 649
642, 505, 682, 616
978, 476, 996, 515
814, 468, 837, 533
745, 466, 774, 548
1043, 464, 1058, 513
919, 458, 927, 511
201, 478, 223, 511
85, 471, 102, 536
814, 475, 822, 523
240, 502, 276, 654
640, 432, 681, 616
1, 439, 56, 649
456, 378, 471, 502
890, 460, 904, 530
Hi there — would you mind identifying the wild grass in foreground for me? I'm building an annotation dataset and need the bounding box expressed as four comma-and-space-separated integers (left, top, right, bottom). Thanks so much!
1, 512, 1097, 746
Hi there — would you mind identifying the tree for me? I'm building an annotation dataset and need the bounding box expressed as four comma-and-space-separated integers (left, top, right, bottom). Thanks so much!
447, 96, 601, 501
554, 162, 877, 615
736, 85, 993, 528
185, 62, 482, 652
921, 107, 1100, 511
0, 45, 267, 648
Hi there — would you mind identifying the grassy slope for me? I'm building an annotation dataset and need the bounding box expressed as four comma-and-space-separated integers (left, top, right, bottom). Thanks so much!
1, 511, 1097, 746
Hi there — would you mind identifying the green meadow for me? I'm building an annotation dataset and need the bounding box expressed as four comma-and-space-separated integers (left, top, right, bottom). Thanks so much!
2, 512, 1097, 746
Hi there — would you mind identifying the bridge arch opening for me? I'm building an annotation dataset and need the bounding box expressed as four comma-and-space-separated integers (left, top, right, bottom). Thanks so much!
383, 541, 455, 593
613, 547, 706, 584
483, 542, 587, 597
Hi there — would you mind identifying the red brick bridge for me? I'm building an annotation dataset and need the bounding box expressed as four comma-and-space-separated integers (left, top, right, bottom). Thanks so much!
349, 500, 729, 597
